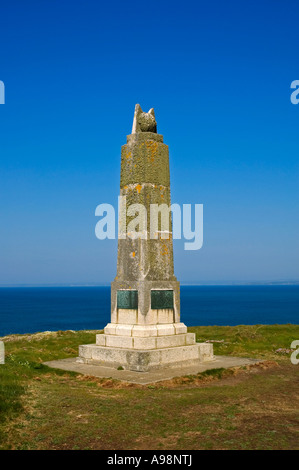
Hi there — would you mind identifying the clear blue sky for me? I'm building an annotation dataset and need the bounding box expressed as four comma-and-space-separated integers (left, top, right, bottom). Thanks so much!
0, 0, 298, 285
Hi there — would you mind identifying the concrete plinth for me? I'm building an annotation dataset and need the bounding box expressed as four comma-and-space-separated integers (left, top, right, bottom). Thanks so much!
77, 342, 214, 372
44, 356, 262, 385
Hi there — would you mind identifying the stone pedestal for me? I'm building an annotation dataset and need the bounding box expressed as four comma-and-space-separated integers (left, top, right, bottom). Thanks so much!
78, 342, 213, 372
77, 104, 213, 371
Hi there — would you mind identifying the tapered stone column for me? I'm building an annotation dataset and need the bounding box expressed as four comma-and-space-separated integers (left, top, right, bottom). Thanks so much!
77, 104, 213, 371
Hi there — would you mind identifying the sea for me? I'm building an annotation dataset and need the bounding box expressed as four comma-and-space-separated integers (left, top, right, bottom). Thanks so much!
0, 285, 298, 337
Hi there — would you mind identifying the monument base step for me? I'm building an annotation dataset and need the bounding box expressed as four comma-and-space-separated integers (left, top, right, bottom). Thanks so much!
96, 332, 196, 350
104, 322, 187, 337
77, 342, 214, 372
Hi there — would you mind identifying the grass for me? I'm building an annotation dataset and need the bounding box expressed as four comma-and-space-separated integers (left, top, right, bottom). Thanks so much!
189, 324, 299, 358
0, 325, 298, 450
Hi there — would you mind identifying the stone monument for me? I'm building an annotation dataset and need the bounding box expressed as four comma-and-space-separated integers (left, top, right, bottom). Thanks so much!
77, 104, 213, 371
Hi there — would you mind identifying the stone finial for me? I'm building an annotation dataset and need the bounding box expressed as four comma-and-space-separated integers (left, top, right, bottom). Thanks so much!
132, 104, 157, 134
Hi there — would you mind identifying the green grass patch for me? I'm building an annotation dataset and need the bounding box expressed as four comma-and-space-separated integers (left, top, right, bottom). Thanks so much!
189, 324, 299, 359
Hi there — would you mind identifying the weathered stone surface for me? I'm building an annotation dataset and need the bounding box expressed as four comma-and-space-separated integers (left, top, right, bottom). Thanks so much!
103, 323, 186, 337
94, 332, 196, 351
117, 308, 138, 325
198, 343, 214, 362
174, 323, 188, 334
120, 139, 170, 188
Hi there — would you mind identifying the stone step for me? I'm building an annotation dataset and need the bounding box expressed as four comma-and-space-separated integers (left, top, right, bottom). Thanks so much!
95, 332, 195, 349
104, 322, 187, 337
78, 342, 214, 372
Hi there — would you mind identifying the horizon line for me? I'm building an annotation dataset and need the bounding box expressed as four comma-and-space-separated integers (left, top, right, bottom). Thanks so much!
0, 281, 299, 288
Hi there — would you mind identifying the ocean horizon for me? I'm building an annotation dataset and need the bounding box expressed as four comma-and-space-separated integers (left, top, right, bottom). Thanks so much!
0, 285, 298, 337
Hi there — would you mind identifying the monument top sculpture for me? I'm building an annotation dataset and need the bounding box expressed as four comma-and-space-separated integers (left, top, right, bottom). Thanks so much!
132, 104, 157, 134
